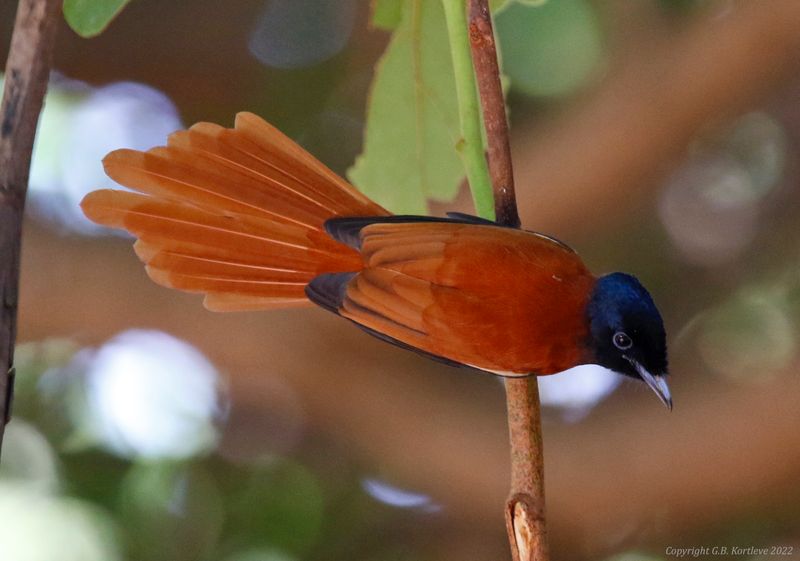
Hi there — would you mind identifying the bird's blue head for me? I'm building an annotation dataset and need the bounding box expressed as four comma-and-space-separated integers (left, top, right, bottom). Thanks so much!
586, 273, 671, 409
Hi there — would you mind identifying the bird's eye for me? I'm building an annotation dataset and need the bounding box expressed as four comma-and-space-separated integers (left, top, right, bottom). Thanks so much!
613, 331, 632, 350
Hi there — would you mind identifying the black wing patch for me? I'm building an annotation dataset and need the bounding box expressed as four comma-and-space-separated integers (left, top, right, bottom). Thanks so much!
325, 213, 574, 253
305, 272, 356, 313
444, 211, 502, 225
324, 215, 485, 250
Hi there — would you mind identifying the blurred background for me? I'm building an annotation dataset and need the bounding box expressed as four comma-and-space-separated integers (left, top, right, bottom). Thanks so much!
2, 1, 800, 560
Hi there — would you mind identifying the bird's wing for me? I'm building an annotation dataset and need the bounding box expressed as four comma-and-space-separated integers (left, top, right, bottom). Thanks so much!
308, 222, 594, 375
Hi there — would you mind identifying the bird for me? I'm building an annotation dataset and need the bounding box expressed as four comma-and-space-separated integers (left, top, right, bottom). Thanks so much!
80, 112, 671, 409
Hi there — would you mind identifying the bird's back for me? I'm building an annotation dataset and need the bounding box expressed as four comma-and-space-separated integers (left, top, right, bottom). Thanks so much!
314, 221, 597, 375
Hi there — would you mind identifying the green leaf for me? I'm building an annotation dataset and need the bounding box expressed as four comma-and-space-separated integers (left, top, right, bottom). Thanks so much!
349, 0, 465, 214
371, 0, 404, 30
63, 0, 132, 38
490, 0, 513, 12
119, 463, 224, 561
228, 462, 324, 555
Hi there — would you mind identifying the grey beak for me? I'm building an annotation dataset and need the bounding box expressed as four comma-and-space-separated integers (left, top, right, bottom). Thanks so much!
628, 358, 673, 410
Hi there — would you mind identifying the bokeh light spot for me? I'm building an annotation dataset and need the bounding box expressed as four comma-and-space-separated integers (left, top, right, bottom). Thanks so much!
659, 154, 758, 265
0, 420, 60, 494
697, 291, 796, 383
82, 330, 222, 460
659, 112, 787, 266
362, 477, 442, 512
538, 364, 621, 420
0, 483, 120, 561
249, 0, 357, 69
496, 0, 604, 97
26, 79, 183, 234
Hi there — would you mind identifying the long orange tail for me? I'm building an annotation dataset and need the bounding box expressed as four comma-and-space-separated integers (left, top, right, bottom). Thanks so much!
81, 112, 390, 311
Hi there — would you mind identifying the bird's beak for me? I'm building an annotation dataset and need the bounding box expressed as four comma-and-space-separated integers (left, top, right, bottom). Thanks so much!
627, 358, 672, 410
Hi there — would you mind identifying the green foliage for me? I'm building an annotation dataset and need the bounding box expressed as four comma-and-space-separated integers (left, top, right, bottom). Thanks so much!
371, 0, 404, 30
358, 0, 602, 214
4, 341, 416, 561
349, 1, 465, 214
490, 0, 513, 12
119, 463, 224, 561
441, 0, 495, 220
372, 0, 512, 31
227, 462, 324, 555
63, 0, 132, 38
496, 0, 603, 97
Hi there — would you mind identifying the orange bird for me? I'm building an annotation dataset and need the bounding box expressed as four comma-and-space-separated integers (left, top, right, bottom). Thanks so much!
81, 113, 671, 408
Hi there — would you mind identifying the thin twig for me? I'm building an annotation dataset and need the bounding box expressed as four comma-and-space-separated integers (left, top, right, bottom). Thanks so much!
466, 0, 520, 229
502, 376, 548, 561
0, 0, 61, 454
467, 1, 548, 560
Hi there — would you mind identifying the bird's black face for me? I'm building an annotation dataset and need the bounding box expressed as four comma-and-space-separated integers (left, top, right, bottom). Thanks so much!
586, 273, 671, 409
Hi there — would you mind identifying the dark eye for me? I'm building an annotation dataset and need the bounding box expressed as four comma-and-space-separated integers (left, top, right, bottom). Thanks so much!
613, 331, 632, 350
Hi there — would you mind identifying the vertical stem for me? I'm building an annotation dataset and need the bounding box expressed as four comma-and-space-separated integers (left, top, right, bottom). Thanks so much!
467, 1, 548, 560
467, 0, 520, 228
441, 0, 496, 220
0, 0, 61, 455
504, 377, 549, 561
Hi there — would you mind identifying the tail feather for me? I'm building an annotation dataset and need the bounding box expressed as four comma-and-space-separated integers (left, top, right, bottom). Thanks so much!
168, 128, 350, 216
145, 251, 315, 282
156, 143, 340, 222
165, 114, 383, 221
83, 190, 335, 260
234, 112, 377, 209
203, 293, 311, 312
104, 148, 328, 229
81, 113, 383, 311
145, 267, 308, 298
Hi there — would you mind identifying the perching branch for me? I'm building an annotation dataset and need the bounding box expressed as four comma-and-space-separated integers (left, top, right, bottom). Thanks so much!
445, 0, 547, 557
501, 377, 548, 561
467, 2, 547, 561
0, 0, 61, 454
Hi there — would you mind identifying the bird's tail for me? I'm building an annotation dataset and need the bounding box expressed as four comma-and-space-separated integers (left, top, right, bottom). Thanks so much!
80, 112, 390, 311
